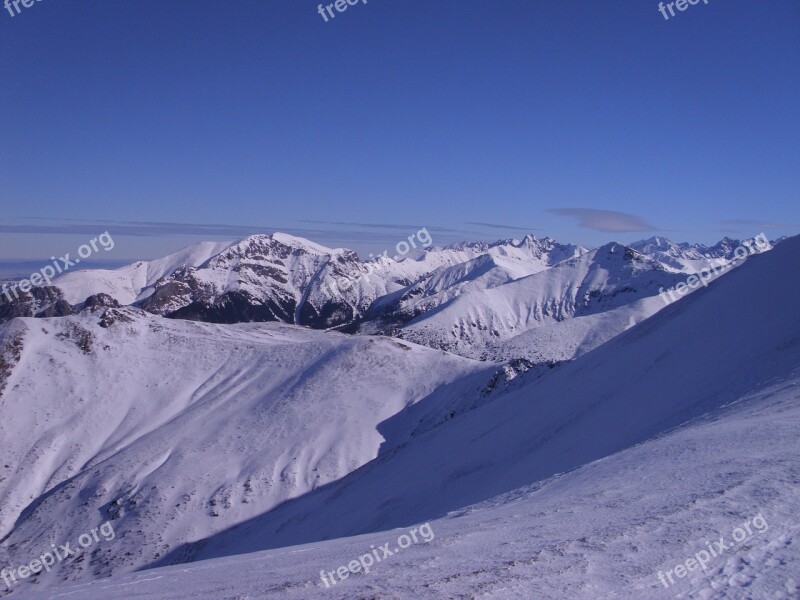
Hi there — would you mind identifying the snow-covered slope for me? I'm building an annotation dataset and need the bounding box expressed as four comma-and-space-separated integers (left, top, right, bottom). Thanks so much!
365, 237, 586, 327
54, 240, 237, 306
476, 293, 669, 363
384, 243, 686, 360
409, 235, 586, 277
16, 376, 799, 600
11, 234, 799, 600
181, 234, 800, 561
0, 310, 494, 590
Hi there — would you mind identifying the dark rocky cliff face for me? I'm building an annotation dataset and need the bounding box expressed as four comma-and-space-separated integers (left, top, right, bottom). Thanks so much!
166, 291, 296, 325
0, 285, 74, 324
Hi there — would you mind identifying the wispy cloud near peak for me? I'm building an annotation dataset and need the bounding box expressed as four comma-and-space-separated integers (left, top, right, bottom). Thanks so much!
548, 208, 660, 233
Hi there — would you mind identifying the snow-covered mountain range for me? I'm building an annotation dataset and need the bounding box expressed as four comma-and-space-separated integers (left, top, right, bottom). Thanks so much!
0, 232, 794, 600
0, 232, 771, 365
628, 235, 744, 272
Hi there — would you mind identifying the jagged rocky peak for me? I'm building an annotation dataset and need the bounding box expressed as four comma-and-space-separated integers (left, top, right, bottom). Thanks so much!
517, 233, 556, 248
442, 240, 492, 252
632, 235, 673, 250
704, 236, 742, 257
631, 235, 747, 261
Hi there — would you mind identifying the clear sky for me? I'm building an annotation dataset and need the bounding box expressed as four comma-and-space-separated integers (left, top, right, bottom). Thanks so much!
1, 0, 798, 267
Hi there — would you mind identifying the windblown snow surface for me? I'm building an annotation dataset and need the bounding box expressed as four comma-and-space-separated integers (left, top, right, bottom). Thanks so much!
0, 313, 495, 592
2, 236, 799, 599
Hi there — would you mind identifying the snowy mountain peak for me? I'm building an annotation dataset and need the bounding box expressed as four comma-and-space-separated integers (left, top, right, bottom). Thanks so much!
271, 232, 342, 254
633, 235, 673, 251
210, 233, 336, 264
517, 233, 554, 247
591, 241, 651, 263
704, 236, 741, 257
441, 240, 491, 253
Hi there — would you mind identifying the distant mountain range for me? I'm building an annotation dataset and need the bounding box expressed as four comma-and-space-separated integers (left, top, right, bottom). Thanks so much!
0, 233, 774, 364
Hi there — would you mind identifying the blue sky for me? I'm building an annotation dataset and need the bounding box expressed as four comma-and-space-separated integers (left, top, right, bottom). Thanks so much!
1, 0, 798, 268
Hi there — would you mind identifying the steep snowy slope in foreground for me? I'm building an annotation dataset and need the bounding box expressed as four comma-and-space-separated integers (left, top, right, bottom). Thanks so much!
186, 235, 800, 560
16, 375, 800, 599
0, 312, 494, 590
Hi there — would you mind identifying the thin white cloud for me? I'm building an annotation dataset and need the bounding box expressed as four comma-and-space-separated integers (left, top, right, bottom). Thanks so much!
549, 208, 660, 233
464, 221, 539, 232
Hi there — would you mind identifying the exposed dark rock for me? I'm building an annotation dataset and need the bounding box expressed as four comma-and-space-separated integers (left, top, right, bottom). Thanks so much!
0, 285, 74, 324
167, 291, 294, 325
0, 325, 24, 397
98, 308, 137, 328
55, 323, 94, 355
83, 293, 121, 310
